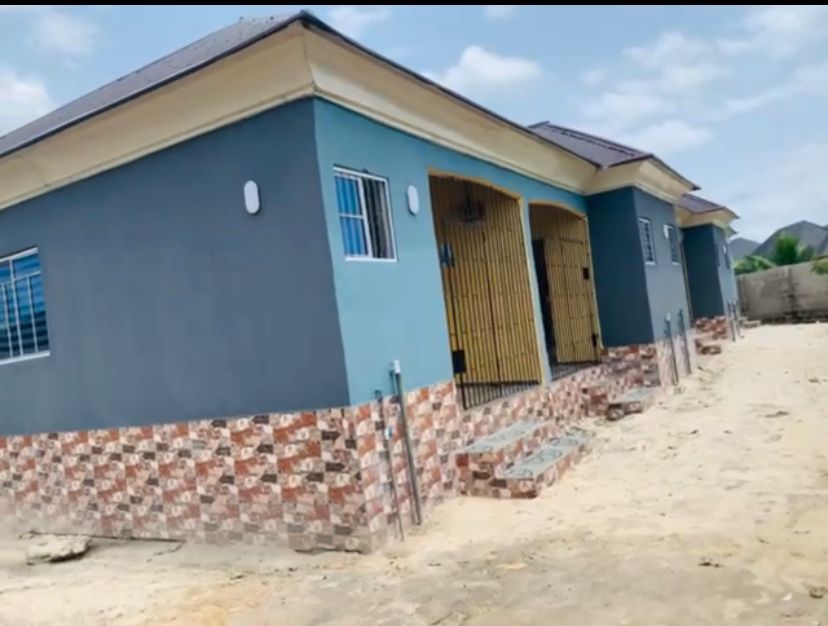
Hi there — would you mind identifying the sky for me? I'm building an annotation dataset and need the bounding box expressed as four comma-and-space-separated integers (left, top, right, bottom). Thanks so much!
0, 5, 826, 242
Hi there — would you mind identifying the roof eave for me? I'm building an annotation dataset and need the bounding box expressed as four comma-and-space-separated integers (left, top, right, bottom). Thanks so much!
0, 13, 310, 161
301, 16, 596, 169
0, 10, 598, 173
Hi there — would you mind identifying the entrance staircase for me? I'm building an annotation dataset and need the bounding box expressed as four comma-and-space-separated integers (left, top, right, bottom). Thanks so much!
454, 368, 661, 500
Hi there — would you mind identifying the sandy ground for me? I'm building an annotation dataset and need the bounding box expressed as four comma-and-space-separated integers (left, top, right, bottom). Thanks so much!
1, 324, 827, 626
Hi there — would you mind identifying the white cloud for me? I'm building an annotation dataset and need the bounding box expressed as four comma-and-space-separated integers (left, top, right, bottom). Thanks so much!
794, 61, 828, 95
484, 5, 518, 20
625, 31, 710, 68
577, 5, 828, 143
620, 119, 712, 155
428, 45, 542, 94
579, 28, 727, 137
717, 61, 828, 118
657, 62, 725, 94
32, 10, 99, 56
582, 91, 673, 133
327, 5, 390, 38
722, 143, 828, 240
720, 5, 828, 58
723, 87, 794, 115
580, 68, 606, 87
0, 6, 99, 57
0, 66, 53, 134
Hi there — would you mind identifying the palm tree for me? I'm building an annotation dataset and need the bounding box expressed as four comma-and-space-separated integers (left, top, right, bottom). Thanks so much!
769, 233, 815, 266
734, 255, 775, 275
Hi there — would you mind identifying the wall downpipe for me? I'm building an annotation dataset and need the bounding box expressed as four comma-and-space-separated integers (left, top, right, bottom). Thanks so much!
391, 359, 423, 526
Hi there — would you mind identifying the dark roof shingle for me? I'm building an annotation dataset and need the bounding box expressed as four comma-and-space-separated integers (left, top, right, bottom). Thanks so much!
676, 193, 726, 215
0, 14, 297, 159
527, 120, 697, 189
527, 122, 649, 168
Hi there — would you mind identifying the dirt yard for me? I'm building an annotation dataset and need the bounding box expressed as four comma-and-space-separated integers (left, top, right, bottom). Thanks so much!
1, 324, 827, 626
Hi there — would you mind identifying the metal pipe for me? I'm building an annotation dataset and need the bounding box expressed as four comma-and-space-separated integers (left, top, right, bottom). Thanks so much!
376, 389, 404, 541
665, 315, 679, 385
391, 359, 423, 526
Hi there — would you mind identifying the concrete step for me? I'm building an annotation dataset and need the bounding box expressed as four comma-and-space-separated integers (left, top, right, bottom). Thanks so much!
694, 334, 723, 356
583, 373, 633, 417
456, 419, 556, 496
606, 386, 659, 420
497, 428, 594, 499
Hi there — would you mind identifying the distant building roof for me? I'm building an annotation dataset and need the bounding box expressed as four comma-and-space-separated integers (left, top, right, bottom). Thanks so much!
0, 15, 297, 159
527, 121, 697, 189
753, 220, 828, 258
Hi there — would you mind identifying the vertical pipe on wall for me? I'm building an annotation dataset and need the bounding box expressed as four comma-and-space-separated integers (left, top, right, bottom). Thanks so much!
376, 389, 405, 541
391, 360, 423, 526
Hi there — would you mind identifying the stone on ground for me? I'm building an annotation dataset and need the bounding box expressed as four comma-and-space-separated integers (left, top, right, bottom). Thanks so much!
26, 534, 91, 564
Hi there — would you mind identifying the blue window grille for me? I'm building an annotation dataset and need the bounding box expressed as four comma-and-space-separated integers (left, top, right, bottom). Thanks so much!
667, 225, 681, 264
334, 168, 396, 260
638, 218, 656, 264
0, 248, 50, 363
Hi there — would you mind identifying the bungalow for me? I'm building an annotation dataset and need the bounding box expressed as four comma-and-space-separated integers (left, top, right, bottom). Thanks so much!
675, 194, 741, 340
0, 12, 708, 551
528, 123, 699, 384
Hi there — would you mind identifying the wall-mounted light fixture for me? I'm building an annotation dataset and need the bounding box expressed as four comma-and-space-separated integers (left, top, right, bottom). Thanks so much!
407, 185, 420, 215
244, 181, 261, 215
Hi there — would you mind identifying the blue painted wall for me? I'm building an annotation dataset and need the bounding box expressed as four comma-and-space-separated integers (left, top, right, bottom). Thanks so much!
683, 224, 736, 319
0, 99, 350, 435
312, 98, 588, 403
586, 188, 654, 346
632, 189, 692, 339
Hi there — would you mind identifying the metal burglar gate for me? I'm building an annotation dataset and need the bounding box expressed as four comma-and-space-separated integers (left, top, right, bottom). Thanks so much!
529, 205, 601, 378
430, 176, 542, 410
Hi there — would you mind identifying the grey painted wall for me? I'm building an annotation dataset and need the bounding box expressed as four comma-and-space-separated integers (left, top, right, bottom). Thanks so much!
0, 99, 349, 436
713, 225, 739, 310
586, 188, 654, 346
682, 224, 738, 320
683, 224, 725, 319
632, 189, 692, 339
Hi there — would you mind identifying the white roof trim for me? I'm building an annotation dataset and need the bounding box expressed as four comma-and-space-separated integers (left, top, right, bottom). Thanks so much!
0, 22, 692, 212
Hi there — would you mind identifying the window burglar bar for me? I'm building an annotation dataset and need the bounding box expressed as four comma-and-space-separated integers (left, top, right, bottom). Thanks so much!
0, 248, 50, 363
334, 168, 396, 261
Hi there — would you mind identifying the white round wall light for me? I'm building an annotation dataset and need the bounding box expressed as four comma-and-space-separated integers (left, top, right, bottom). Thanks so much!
244, 180, 261, 215
407, 184, 420, 215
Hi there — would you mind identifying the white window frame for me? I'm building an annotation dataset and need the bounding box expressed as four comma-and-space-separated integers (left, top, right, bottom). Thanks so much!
0, 246, 50, 366
666, 224, 681, 265
334, 167, 397, 263
639, 218, 657, 265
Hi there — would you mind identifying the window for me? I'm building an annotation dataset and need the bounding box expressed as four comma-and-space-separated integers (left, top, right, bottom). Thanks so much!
638, 218, 656, 264
0, 248, 49, 363
723, 244, 731, 269
334, 168, 396, 260
667, 225, 681, 264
